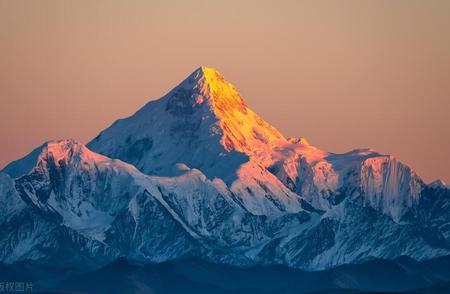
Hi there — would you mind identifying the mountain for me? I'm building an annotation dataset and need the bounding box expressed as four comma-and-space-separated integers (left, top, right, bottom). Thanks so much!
0, 139, 313, 269
87, 66, 425, 220
429, 179, 448, 189
1, 66, 449, 286
87, 66, 285, 181
3, 256, 450, 294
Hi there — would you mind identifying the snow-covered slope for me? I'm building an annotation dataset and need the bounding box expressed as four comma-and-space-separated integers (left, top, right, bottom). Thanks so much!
88, 66, 425, 222
0, 173, 26, 223
269, 142, 423, 221
0, 140, 314, 267
1, 67, 449, 271
1, 140, 447, 270
88, 66, 285, 183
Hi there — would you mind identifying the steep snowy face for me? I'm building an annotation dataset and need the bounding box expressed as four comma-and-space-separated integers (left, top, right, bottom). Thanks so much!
1, 140, 449, 270
3, 140, 122, 179
358, 155, 423, 221
14, 139, 143, 240
195, 67, 286, 153
1, 139, 313, 266
86, 67, 300, 213
87, 66, 285, 181
86, 66, 428, 221
0, 173, 26, 223
269, 143, 424, 220
0, 139, 194, 264
2, 66, 448, 271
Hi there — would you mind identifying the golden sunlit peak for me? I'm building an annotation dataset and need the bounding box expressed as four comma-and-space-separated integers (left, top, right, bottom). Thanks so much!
191, 66, 228, 88
181, 65, 244, 106
198, 65, 225, 79
195, 65, 222, 76
168, 66, 286, 154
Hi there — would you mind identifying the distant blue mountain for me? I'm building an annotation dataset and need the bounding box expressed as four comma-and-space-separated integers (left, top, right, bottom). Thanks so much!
2, 255, 450, 294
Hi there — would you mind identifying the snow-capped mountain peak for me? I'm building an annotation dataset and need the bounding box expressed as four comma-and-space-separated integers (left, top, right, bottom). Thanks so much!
38, 139, 107, 165
168, 65, 286, 153
176, 66, 240, 103
87, 67, 285, 180
3, 139, 119, 179
86, 66, 427, 220
1, 66, 448, 273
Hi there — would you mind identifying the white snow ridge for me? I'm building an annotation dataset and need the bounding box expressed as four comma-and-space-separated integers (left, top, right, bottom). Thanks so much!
1, 66, 449, 271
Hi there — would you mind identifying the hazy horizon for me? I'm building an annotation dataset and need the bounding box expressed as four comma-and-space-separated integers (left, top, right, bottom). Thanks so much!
1, 0, 449, 183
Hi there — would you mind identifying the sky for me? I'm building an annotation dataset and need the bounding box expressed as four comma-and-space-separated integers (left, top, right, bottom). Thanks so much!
0, 0, 449, 183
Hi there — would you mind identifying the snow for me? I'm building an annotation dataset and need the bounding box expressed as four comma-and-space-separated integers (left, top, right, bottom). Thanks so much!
0, 66, 447, 271
0, 173, 26, 221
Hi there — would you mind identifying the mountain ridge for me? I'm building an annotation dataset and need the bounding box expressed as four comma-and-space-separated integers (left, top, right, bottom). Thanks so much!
1, 66, 449, 274
87, 66, 425, 220
3, 255, 450, 293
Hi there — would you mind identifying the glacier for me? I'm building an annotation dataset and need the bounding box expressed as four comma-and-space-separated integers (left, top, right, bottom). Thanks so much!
1, 66, 449, 271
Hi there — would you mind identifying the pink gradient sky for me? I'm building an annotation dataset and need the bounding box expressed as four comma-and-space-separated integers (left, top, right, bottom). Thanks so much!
0, 0, 449, 183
